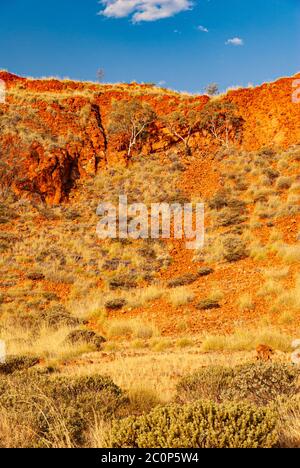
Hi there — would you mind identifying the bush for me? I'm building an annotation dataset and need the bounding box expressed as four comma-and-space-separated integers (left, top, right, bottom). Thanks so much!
26, 272, 45, 281
177, 366, 233, 404
109, 276, 137, 291
168, 268, 213, 288
40, 305, 82, 329
167, 273, 199, 288
263, 168, 279, 181
65, 330, 106, 350
198, 267, 214, 277
0, 372, 124, 447
222, 235, 248, 262
276, 176, 292, 190
109, 400, 278, 448
217, 208, 246, 227
222, 363, 299, 406
0, 356, 39, 375
176, 363, 300, 406
196, 299, 220, 310
208, 190, 230, 210
259, 147, 276, 158
105, 299, 127, 310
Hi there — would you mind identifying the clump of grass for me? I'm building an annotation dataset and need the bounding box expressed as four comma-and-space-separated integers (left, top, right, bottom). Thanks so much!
277, 396, 300, 448
272, 277, 300, 312
207, 286, 224, 302
176, 337, 194, 348
276, 176, 292, 190
102, 341, 121, 352
0, 323, 94, 362
150, 338, 172, 352
249, 241, 269, 261
201, 328, 292, 353
167, 287, 194, 307
257, 279, 284, 297
276, 244, 300, 264
126, 387, 162, 415
237, 293, 255, 311
131, 339, 148, 350
278, 311, 295, 325
263, 267, 290, 280
125, 286, 165, 308
105, 319, 159, 340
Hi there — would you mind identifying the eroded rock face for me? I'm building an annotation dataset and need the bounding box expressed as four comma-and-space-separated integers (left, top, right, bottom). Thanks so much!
227, 76, 300, 150
0, 71, 299, 203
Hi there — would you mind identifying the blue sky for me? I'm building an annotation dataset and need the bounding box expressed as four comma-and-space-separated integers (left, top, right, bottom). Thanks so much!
0, 0, 299, 92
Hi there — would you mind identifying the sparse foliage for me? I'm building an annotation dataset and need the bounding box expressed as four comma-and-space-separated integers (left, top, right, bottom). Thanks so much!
96, 68, 105, 82
161, 104, 201, 156
109, 400, 278, 448
199, 101, 244, 147
205, 83, 219, 96
177, 363, 299, 406
108, 99, 156, 161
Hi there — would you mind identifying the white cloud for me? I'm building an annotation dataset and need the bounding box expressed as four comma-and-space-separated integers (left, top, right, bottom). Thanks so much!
225, 37, 244, 46
197, 25, 208, 33
99, 0, 193, 22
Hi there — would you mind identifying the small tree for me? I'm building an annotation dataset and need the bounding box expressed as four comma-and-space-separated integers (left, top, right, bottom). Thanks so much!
96, 68, 105, 82
199, 101, 243, 148
108, 99, 156, 161
161, 104, 201, 156
205, 83, 219, 96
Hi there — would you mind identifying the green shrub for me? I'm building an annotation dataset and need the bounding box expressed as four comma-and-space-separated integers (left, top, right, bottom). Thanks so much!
65, 330, 106, 349
43, 374, 122, 410
177, 366, 233, 404
208, 190, 230, 210
0, 356, 39, 375
222, 235, 248, 262
0, 372, 124, 447
109, 276, 137, 291
222, 362, 299, 406
216, 208, 246, 227
110, 400, 278, 448
196, 299, 220, 310
198, 267, 214, 277
276, 176, 292, 190
168, 273, 200, 288
40, 305, 82, 329
26, 271, 45, 281
176, 363, 299, 406
263, 168, 279, 181
105, 299, 127, 310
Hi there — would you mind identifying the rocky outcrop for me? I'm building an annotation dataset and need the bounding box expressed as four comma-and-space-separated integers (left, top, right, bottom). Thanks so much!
0, 71, 299, 203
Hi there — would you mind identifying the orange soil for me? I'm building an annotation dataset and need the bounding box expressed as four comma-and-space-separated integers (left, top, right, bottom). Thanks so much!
1, 71, 300, 337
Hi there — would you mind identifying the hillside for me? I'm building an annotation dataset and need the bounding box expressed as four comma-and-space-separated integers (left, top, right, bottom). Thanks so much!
0, 71, 300, 332
0, 72, 300, 448
0, 71, 299, 203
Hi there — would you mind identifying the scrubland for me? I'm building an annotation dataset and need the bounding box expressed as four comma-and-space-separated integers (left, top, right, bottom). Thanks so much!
0, 74, 300, 447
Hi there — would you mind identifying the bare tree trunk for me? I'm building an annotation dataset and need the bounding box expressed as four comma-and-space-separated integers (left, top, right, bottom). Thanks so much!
184, 141, 192, 156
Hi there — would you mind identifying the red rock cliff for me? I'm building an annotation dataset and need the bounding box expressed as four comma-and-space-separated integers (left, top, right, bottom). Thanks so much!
0, 71, 299, 203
